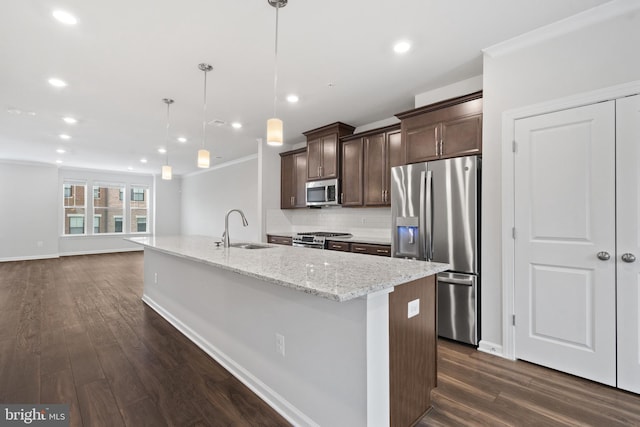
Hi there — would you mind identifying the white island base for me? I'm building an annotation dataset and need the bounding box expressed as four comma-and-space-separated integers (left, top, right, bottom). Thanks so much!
135, 237, 447, 427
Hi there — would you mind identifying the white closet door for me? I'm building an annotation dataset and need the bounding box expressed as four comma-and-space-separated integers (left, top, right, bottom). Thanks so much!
617, 93, 640, 393
514, 101, 616, 385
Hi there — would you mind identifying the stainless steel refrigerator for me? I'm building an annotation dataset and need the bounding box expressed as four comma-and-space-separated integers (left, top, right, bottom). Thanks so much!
391, 156, 480, 345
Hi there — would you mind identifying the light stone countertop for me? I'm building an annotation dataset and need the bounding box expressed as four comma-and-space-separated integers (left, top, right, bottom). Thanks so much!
128, 235, 448, 302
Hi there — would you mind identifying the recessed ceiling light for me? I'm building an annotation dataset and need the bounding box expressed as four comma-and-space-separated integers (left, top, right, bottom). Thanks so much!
393, 41, 411, 54
59, 134, 71, 140
56, 160, 63, 164
231, 122, 242, 129
56, 148, 66, 154
26, 111, 36, 116
158, 148, 167, 154
286, 94, 299, 103
177, 137, 187, 143
62, 116, 77, 124
127, 166, 134, 171
52, 10, 77, 25
140, 158, 148, 164
48, 78, 67, 88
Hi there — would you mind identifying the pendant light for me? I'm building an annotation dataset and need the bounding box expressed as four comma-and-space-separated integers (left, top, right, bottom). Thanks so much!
197, 63, 213, 168
266, 0, 287, 146
161, 98, 174, 180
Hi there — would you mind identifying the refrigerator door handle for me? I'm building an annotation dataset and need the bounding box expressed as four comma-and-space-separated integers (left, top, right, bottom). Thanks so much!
419, 170, 427, 260
438, 277, 474, 286
425, 171, 433, 261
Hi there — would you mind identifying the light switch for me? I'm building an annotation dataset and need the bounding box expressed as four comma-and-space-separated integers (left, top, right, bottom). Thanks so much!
408, 299, 420, 318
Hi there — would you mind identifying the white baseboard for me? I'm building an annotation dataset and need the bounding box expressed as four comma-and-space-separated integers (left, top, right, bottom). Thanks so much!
141, 294, 318, 427
0, 253, 59, 263
478, 340, 512, 359
59, 247, 143, 257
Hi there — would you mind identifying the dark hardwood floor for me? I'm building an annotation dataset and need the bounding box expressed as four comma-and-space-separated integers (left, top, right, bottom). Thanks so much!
1, 252, 640, 426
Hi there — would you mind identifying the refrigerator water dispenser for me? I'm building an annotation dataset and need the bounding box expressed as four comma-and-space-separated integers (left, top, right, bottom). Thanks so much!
394, 217, 420, 259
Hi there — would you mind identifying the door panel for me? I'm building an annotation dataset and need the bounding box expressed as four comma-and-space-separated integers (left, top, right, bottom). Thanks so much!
514, 101, 616, 386
307, 138, 321, 180
364, 133, 386, 206
293, 152, 307, 208
341, 139, 363, 206
617, 93, 640, 393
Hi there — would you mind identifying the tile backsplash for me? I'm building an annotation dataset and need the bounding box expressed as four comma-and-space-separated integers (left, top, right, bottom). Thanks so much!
266, 207, 391, 238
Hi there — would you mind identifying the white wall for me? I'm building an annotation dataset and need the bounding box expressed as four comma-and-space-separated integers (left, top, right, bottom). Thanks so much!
481, 3, 640, 349
181, 155, 259, 242
155, 175, 182, 236
258, 140, 286, 242
0, 161, 59, 261
415, 75, 483, 108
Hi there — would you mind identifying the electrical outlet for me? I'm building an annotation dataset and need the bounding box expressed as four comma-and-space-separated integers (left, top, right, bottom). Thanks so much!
154, 272, 158, 284
408, 299, 420, 319
361, 217, 366, 225
275, 333, 285, 357
36, 241, 43, 248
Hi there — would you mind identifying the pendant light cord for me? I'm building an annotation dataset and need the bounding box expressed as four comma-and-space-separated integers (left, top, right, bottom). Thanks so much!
202, 70, 208, 149
273, 2, 279, 117
165, 101, 170, 165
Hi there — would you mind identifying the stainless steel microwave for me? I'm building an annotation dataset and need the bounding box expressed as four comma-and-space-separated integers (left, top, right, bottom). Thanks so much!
305, 178, 340, 206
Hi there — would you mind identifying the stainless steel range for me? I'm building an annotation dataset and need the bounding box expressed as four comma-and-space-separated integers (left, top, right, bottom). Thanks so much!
292, 231, 352, 249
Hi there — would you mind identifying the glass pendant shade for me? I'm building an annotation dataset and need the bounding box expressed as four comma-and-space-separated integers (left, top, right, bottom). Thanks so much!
197, 149, 210, 168
267, 118, 283, 146
162, 164, 172, 180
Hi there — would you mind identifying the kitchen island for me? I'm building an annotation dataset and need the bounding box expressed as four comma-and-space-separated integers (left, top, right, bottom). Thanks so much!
127, 236, 449, 427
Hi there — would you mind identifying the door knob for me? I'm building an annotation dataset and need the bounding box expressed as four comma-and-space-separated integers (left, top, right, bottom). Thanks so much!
597, 251, 611, 261
622, 253, 637, 263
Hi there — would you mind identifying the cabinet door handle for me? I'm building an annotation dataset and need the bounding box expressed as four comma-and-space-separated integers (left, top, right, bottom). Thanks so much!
376, 249, 389, 254
340, 192, 344, 204
354, 247, 366, 251
291, 196, 295, 206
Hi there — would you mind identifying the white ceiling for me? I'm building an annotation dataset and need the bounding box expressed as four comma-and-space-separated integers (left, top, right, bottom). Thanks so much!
0, 0, 611, 176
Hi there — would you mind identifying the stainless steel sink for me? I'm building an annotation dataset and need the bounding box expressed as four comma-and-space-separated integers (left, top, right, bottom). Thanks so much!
229, 242, 272, 249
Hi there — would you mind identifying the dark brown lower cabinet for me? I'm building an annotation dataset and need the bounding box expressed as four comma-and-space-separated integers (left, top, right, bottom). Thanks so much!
327, 241, 351, 251
266, 235, 292, 245
389, 275, 437, 427
351, 243, 391, 257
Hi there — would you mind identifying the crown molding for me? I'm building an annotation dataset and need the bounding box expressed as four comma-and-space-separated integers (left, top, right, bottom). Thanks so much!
483, 0, 640, 58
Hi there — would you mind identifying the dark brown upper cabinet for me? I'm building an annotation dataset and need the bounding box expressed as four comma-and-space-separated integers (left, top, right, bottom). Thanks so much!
396, 91, 482, 164
341, 125, 401, 207
304, 122, 355, 181
341, 138, 363, 206
280, 148, 307, 209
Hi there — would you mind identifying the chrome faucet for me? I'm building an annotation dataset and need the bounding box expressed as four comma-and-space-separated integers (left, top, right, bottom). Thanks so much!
223, 209, 248, 247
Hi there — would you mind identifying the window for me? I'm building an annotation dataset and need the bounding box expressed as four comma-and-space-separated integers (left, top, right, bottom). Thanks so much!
114, 216, 123, 233
131, 188, 145, 202
93, 184, 124, 234
94, 215, 101, 234
136, 216, 147, 232
130, 186, 149, 233
68, 215, 85, 234
64, 183, 86, 235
